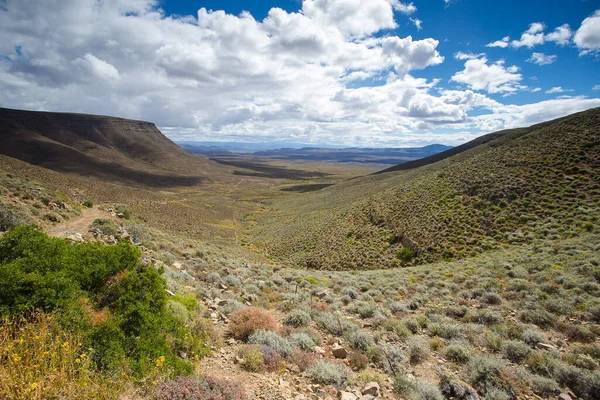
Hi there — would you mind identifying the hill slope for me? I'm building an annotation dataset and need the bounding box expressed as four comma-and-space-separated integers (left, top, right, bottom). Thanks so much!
0, 108, 213, 187
250, 107, 600, 270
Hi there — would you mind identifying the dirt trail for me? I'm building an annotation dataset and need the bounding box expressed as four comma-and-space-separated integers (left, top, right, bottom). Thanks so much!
45, 207, 118, 238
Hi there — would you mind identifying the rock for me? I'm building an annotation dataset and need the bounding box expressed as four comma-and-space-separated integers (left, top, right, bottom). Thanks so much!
332, 345, 348, 359
558, 394, 572, 400
314, 346, 326, 354
215, 298, 227, 307
361, 382, 379, 397
338, 391, 358, 400
440, 377, 480, 400
172, 262, 182, 270
220, 283, 229, 290
227, 338, 237, 345
116, 213, 125, 218
360, 396, 375, 400
67, 233, 84, 242
316, 291, 328, 299
537, 342, 558, 351
165, 289, 175, 296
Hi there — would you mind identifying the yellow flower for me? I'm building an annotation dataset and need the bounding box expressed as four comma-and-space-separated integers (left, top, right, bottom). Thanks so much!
18, 338, 24, 344
62, 341, 69, 348
29, 382, 38, 390
11, 354, 21, 362
80, 353, 86, 358
152, 381, 157, 386
75, 359, 81, 363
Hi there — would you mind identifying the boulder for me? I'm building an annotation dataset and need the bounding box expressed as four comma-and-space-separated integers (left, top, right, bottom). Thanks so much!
332, 345, 348, 359
361, 382, 379, 397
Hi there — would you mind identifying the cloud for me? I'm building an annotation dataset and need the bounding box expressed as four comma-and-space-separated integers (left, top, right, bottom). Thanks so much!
527, 52, 557, 65
574, 10, 600, 55
486, 36, 510, 48
454, 52, 485, 60
0, 0, 597, 148
594, 85, 600, 91
546, 86, 571, 94
451, 57, 524, 94
545, 24, 572, 46
302, 0, 414, 38
511, 22, 546, 48
531, 88, 542, 93
410, 17, 422, 30
488, 22, 572, 50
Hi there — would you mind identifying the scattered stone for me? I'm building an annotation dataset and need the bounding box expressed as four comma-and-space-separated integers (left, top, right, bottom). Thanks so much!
537, 343, 558, 351
558, 394, 572, 400
66, 233, 84, 242
215, 298, 228, 307
338, 391, 358, 400
314, 346, 326, 354
172, 262, 182, 270
332, 345, 348, 359
316, 291, 328, 299
360, 395, 375, 400
165, 289, 175, 296
361, 382, 379, 397
220, 283, 229, 290
116, 213, 125, 218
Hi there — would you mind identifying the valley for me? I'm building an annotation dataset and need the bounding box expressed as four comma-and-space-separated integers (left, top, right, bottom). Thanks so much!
0, 107, 599, 400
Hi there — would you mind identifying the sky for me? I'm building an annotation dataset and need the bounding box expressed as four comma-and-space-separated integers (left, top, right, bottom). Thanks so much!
0, 0, 599, 148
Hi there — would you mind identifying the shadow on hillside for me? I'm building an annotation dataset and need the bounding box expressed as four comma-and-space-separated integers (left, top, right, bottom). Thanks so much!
280, 184, 334, 193
210, 157, 332, 180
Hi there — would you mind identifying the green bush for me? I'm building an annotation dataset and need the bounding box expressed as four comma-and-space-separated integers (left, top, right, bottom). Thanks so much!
444, 343, 471, 363
0, 205, 28, 231
248, 330, 294, 358
503, 340, 532, 363
0, 226, 199, 378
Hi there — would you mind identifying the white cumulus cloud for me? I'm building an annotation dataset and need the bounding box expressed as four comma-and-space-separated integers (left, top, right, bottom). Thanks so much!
451, 57, 524, 94
527, 52, 557, 65
574, 10, 600, 55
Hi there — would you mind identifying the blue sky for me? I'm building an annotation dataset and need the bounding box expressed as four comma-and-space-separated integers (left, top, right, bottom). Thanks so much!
0, 0, 599, 147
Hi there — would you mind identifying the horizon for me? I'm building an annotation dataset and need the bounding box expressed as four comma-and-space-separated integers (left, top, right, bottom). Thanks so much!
1, 0, 599, 147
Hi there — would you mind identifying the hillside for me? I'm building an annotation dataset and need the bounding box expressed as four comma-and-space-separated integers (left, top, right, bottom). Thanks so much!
0, 108, 216, 187
250, 107, 600, 270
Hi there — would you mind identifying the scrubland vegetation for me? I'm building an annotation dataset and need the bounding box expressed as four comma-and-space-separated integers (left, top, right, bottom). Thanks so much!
0, 108, 599, 399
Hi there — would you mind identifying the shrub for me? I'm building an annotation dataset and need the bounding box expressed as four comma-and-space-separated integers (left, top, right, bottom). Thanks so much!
348, 329, 374, 351
224, 275, 242, 287
521, 329, 545, 347
154, 376, 247, 400
485, 332, 503, 352
222, 299, 244, 315
261, 346, 286, 372
0, 205, 27, 231
283, 309, 312, 327
531, 375, 559, 397
348, 352, 369, 371
409, 337, 430, 365
429, 321, 463, 339
389, 301, 408, 314
288, 332, 315, 351
414, 380, 444, 400
520, 309, 556, 328
115, 205, 131, 220
236, 345, 264, 372
393, 373, 415, 396
122, 222, 150, 244
471, 309, 503, 325
379, 343, 405, 374
293, 350, 318, 372
306, 360, 347, 387
167, 300, 190, 324
316, 312, 356, 336
482, 292, 502, 305
503, 340, 532, 363
356, 302, 377, 319
229, 307, 278, 341
483, 387, 510, 400
248, 330, 293, 358
444, 343, 471, 363
469, 356, 506, 393
90, 219, 119, 236
445, 305, 469, 319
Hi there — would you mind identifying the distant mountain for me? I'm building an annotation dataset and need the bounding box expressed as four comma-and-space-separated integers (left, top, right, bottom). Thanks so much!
251, 107, 600, 270
0, 108, 213, 187
181, 143, 453, 165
